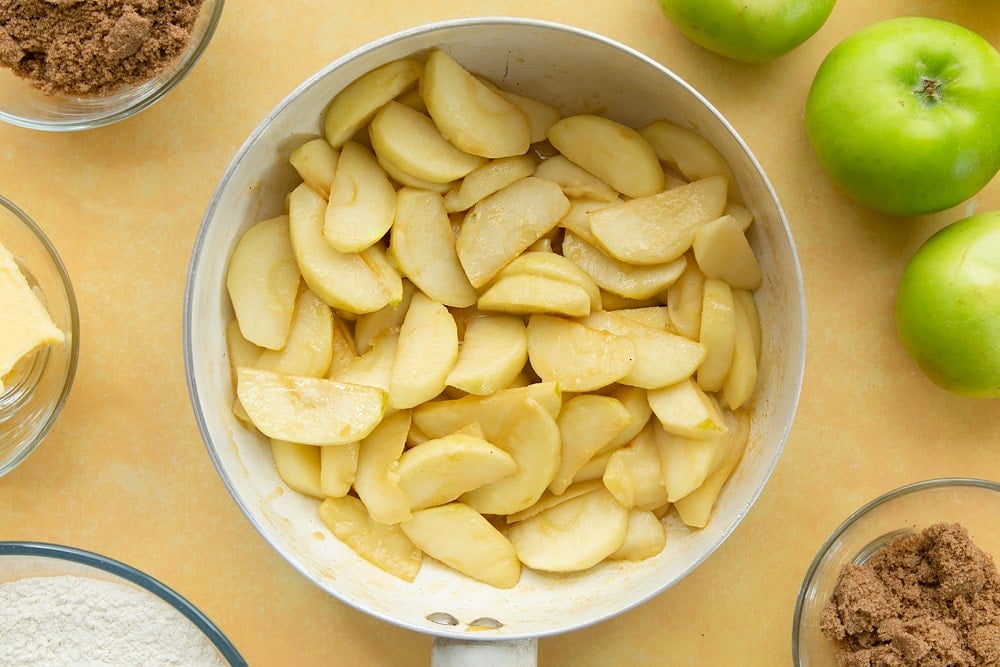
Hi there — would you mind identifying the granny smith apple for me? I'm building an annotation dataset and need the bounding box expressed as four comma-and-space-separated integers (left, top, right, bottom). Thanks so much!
895, 211, 1000, 398
656, 0, 836, 63
805, 17, 1000, 216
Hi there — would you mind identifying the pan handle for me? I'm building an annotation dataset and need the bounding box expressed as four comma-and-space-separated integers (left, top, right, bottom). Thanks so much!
431, 637, 537, 666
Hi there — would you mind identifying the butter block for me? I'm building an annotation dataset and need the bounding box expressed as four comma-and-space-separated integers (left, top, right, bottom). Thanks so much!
0, 240, 64, 392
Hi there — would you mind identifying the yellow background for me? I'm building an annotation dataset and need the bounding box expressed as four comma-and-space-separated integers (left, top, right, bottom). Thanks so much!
2, 1, 999, 664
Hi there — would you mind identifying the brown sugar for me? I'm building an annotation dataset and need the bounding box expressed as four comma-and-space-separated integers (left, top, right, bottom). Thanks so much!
0, 0, 206, 97
821, 522, 1000, 666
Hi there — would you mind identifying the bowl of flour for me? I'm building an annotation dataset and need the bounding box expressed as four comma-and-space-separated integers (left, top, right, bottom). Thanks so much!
0, 541, 246, 666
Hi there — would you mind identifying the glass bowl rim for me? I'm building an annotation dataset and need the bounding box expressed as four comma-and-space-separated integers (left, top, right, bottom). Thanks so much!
791, 476, 1000, 662
0, 0, 225, 132
0, 540, 247, 666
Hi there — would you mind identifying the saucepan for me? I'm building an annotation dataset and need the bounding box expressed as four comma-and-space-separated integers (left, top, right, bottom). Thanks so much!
183, 17, 806, 665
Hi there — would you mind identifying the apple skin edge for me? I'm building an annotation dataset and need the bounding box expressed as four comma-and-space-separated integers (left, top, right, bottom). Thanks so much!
804, 17, 1000, 217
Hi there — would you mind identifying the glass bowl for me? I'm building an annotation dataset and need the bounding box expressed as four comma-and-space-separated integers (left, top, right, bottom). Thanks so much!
0, 195, 79, 478
0, 541, 246, 665
793, 477, 1000, 666
0, 0, 224, 131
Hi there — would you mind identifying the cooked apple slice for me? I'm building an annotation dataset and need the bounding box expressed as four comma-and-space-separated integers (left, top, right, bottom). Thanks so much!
490, 87, 561, 144
613, 306, 671, 331
376, 150, 454, 193
320, 442, 359, 498
647, 378, 728, 440
526, 314, 636, 392
352, 280, 416, 354
389, 188, 477, 307
443, 155, 537, 212
580, 310, 705, 389
398, 433, 517, 510
546, 114, 665, 198
572, 450, 615, 485
328, 316, 358, 377
675, 408, 750, 528
506, 480, 605, 523
587, 175, 729, 265
255, 287, 334, 378
400, 503, 521, 588
236, 367, 387, 445
608, 509, 667, 561
666, 256, 704, 340
411, 381, 561, 439
226, 215, 300, 350
507, 486, 629, 573
697, 278, 736, 393
389, 292, 459, 409
445, 314, 527, 396
318, 495, 422, 582
289, 137, 340, 198
561, 231, 687, 300
639, 119, 739, 199
270, 439, 323, 498
323, 141, 397, 253
421, 48, 530, 159
535, 154, 619, 202
460, 398, 560, 515
354, 410, 412, 525
288, 183, 400, 314
323, 57, 424, 147
692, 215, 762, 290
603, 422, 669, 510
558, 197, 619, 244
329, 332, 397, 393
226, 318, 262, 376
734, 288, 762, 361
722, 290, 759, 410
496, 251, 602, 311
369, 101, 486, 183
653, 420, 727, 503
551, 394, 633, 495
456, 176, 569, 288
478, 274, 593, 317
599, 384, 652, 452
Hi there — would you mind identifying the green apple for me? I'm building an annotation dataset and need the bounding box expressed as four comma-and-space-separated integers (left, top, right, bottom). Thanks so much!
656, 0, 836, 63
805, 17, 1000, 216
895, 211, 1000, 398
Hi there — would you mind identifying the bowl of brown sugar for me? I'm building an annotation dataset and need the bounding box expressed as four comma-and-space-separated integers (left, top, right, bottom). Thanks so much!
0, 0, 223, 131
793, 478, 1000, 667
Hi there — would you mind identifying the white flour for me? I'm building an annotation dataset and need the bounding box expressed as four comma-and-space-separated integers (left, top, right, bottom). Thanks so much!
0, 574, 228, 666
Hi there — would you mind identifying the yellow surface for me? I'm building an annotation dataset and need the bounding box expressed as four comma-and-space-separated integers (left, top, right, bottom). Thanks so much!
1, 1, 999, 665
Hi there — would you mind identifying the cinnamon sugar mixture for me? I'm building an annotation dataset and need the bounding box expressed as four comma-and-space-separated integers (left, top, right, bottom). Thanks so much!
821, 522, 1000, 666
0, 0, 205, 97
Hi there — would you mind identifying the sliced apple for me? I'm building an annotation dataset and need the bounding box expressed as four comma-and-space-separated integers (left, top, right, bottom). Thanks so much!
376, 150, 454, 193
558, 197, 620, 244
236, 367, 386, 445
599, 384, 652, 452
665, 256, 704, 340
546, 114, 665, 198
535, 154, 619, 202
421, 48, 530, 159
255, 287, 334, 378
320, 442, 359, 498
352, 280, 416, 354
398, 433, 517, 510
329, 332, 397, 393
603, 422, 669, 510
490, 87, 561, 144
692, 215, 762, 290
613, 306, 672, 331
445, 314, 528, 396
507, 486, 629, 573
734, 288, 762, 361
328, 315, 358, 377
495, 251, 602, 311
653, 420, 727, 503
400, 503, 521, 588
226, 215, 300, 350
318, 495, 422, 582
270, 439, 323, 498
587, 175, 728, 265
647, 378, 728, 440
443, 155, 537, 213
354, 410, 412, 525
639, 119, 739, 200
722, 289, 759, 410
506, 480, 605, 523
608, 509, 667, 561
572, 450, 615, 484
478, 274, 593, 318
561, 231, 687, 300
324, 57, 424, 148
389, 188, 477, 307
551, 393, 633, 495
323, 140, 397, 253
455, 176, 569, 288
526, 314, 636, 392
226, 318, 262, 377
389, 292, 459, 409
674, 409, 750, 528
289, 137, 339, 198
411, 381, 561, 440
696, 278, 736, 393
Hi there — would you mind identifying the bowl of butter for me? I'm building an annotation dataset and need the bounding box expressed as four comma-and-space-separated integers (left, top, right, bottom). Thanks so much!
0, 195, 78, 478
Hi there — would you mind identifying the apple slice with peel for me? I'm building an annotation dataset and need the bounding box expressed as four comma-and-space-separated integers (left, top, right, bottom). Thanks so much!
400, 503, 521, 588
235, 367, 386, 445
675, 408, 750, 528
389, 188, 477, 308
226, 215, 300, 350
443, 154, 537, 213
460, 398, 561, 515
653, 419, 727, 502
507, 486, 629, 572
561, 231, 687, 300
456, 176, 570, 288
587, 175, 729, 265
546, 114, 665, 198
318, 495, 422, 582
411, 381, 561, 440
353, 410, 412, 525
288, 182, 401, 315
551, 394, 633, 495
389, 292, 459, 409
445, 314, 527, 396
647, 378, 728, 440
323, 57, 424, 148
609, 510, 667, 561
270, 439, 323, 499
369, 101, 486, 183
478, 274, 593, 317
320, 443, 358, 498
527, 314, 636, 392
289, 137, 339, 198
420, 48, 530, 159
397, 433, 517, 510
603, 421, 669, 510
692, 214, 762, 290
323, 140, 397, 253
255, 287, 334, 378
